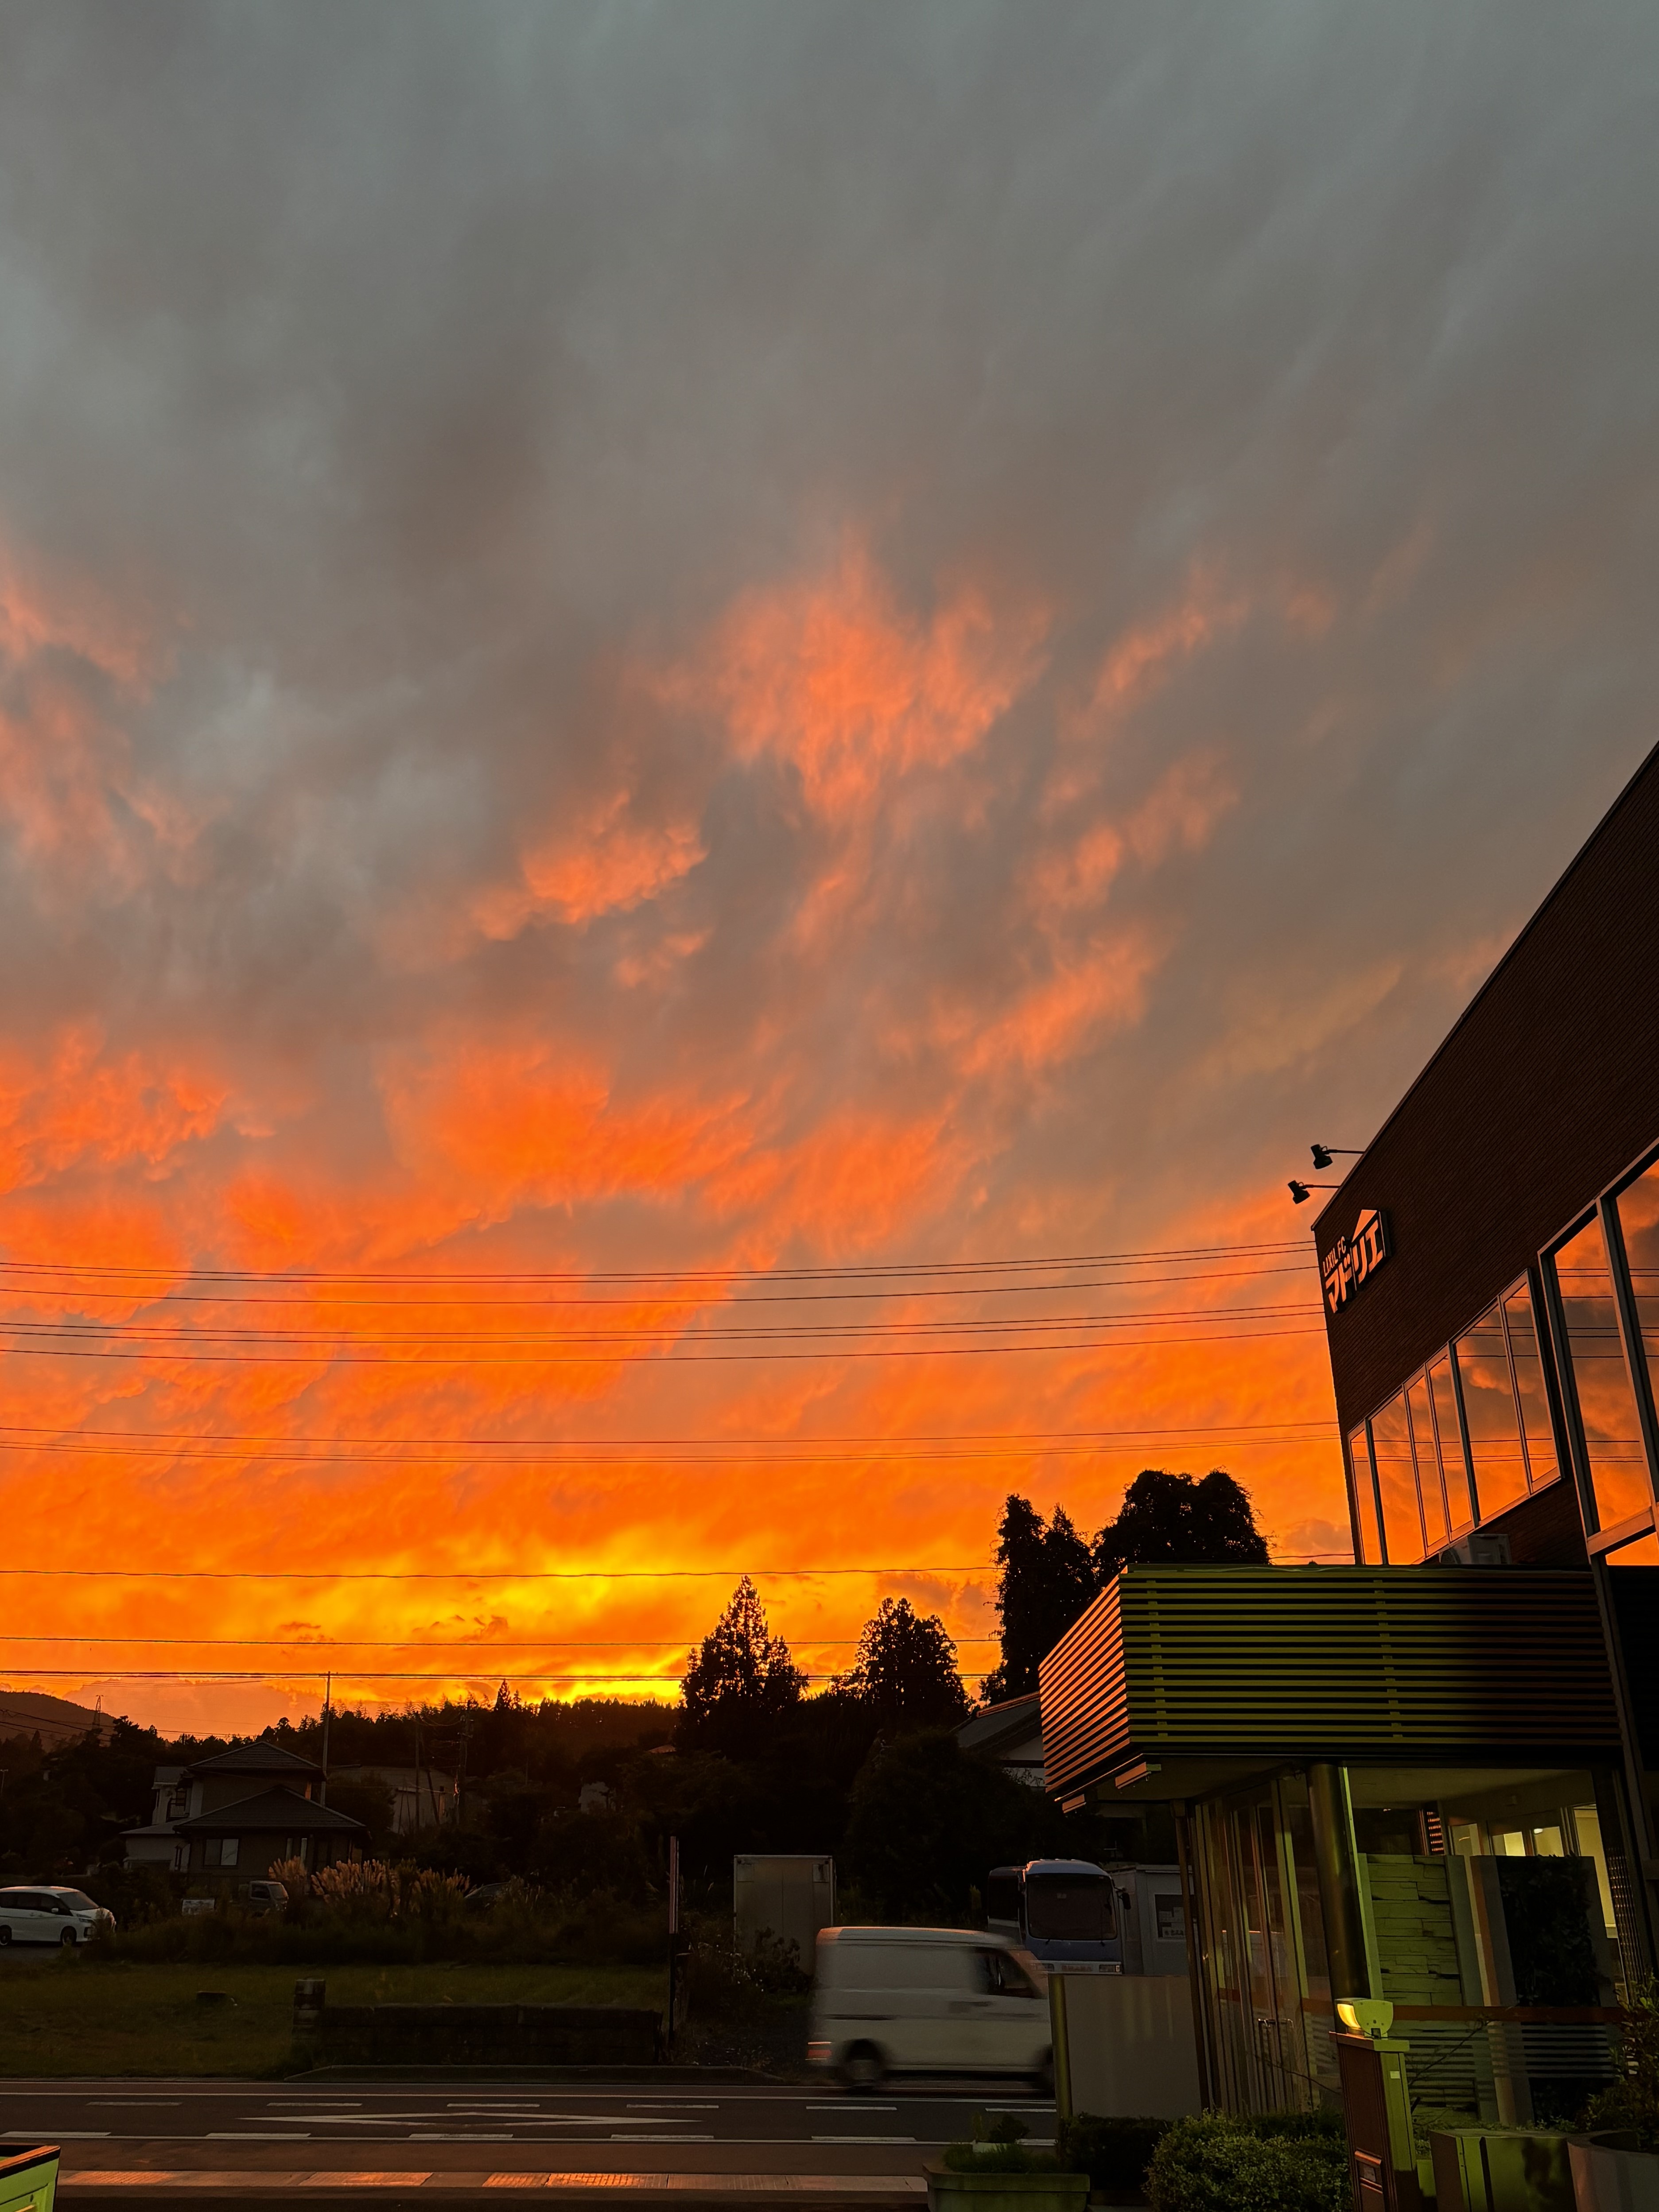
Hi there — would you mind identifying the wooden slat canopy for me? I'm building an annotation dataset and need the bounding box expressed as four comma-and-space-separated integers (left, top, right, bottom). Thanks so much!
1037, 1565, 1620, 1801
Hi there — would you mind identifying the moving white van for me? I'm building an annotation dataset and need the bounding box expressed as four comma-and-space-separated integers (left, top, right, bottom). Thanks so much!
807, 1925, 1051, 2091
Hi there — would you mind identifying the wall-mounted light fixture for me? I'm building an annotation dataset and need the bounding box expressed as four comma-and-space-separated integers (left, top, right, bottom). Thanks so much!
1310, 1142, 1364, 1171
1288, 1180, 1340, 1205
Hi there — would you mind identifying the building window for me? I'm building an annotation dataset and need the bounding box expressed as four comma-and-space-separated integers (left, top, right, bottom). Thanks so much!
1616, 1161, 1659, 1417
1348, 1424, 1383, 1563
1502, 1279, 1560, 1490
1357, 1274, 1562, 1563
1370, 1391, 1423, 1565
1551, 1209, 1651, 1532
1453, 1303, 1528, 1519
1429, 1356, 1474, 1535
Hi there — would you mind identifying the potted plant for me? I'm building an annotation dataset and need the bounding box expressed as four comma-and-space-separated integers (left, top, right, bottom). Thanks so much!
926, 2115, 1090, 2212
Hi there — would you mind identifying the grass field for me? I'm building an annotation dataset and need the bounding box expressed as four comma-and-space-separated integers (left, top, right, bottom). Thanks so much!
0, 1956, 667, 2078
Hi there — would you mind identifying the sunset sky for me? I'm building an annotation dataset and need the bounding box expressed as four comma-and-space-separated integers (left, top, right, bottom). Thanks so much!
2, 4, 1655, 1734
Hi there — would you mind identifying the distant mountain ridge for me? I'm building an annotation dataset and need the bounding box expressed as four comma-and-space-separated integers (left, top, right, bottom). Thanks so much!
0, 1686, 114, 1746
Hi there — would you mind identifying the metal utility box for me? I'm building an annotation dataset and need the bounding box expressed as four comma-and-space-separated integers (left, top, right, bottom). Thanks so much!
733, 1853, 835, 1965
1059, 1972, 1201, 2119
1113, 1865, 1190, 1976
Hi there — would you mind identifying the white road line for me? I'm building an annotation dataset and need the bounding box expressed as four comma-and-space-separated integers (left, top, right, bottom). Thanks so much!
206, 2132, 313, 2141
812, 2136, 917, 2146
43, 2177, 929, 2196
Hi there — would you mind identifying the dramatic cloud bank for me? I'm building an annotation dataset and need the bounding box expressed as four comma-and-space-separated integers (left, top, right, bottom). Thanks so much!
0, 1, 1654, 1726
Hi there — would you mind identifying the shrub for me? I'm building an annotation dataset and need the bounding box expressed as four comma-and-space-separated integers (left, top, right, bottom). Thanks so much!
1583, 1975, 1659, 2152
310, 1859, 399, 1919
941, 2145, 1060, 2173
1147, 2113, 1348, 2212
943, 2113, 1061, 2174
1058, 2115, 1171, 2193
1232, 2106, 1345, 2144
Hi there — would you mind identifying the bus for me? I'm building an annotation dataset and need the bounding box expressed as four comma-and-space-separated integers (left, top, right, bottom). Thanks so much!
985, 1858, 1188, 1974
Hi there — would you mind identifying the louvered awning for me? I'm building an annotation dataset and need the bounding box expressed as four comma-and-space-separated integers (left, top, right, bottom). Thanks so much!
1037, 1565, 1620, 1803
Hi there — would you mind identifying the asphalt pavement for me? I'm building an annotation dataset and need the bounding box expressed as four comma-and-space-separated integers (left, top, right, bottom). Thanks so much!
0, 2077, 1056, 2204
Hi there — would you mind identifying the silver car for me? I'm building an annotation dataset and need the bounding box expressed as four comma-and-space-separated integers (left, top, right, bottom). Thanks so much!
0, 1886, 116, 1947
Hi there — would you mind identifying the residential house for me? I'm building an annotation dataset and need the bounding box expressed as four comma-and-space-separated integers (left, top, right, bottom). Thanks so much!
124, 1739, 366, 1884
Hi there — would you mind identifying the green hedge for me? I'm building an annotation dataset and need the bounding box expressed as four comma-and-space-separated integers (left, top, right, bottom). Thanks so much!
1146, 2113, 1347, 2212
1056, 2116, 1171, 2192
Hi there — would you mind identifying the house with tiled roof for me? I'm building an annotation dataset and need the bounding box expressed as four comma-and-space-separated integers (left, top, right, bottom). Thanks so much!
123, 1738, 366, 1882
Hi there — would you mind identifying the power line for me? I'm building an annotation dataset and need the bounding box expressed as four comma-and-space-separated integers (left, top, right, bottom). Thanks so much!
0, 1434, 1334, 1470
0, 1263, 1318, 1309
0, 1324, 1327, 1365
0, 1634, 1002, 1649
0, 1300, 1319, 1343
0, 1416, 1338, 1451
0, 1238, 1309, 1287
0, 1668, 738, 1686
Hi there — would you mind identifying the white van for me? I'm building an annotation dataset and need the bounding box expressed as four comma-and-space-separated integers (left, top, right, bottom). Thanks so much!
807, 1925, 1051, 2091
0, 1886, 115, 1946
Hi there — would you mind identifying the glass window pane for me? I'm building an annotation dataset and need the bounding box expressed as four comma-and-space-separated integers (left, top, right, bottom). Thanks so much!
1408, 1373, 1449, 1550
1554, 1214, 1650, 1528
1348, 1426, 1382, 1563
1616, 1160, 1659, 1412
1371, 1392, 1423, 1564
1429, 1355, 1473, 1534
1454, 1305, 1527, 1521
1503, 1280, 1559, 1492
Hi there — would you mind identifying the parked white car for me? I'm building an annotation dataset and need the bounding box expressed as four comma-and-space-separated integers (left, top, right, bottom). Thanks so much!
807, 1925, 1051, 2091
0, 1886, 116, 1947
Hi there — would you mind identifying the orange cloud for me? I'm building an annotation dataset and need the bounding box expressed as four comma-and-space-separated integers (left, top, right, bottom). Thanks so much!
0, 534, 1351, 1726
0, 1026, 226, 1195
473, 790, 706, 942
656, 540, 1048, 816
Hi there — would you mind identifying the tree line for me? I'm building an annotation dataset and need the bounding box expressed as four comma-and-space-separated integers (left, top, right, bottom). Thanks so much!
679, 1465, 1270, 1744
3, 1468, 1266, 1917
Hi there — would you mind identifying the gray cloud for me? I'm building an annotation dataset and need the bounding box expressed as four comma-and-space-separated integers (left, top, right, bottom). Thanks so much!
0, 0, 1655, 1616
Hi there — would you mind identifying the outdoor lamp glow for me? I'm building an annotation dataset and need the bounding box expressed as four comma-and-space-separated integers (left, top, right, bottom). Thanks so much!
1336, 1998, 1395, 2038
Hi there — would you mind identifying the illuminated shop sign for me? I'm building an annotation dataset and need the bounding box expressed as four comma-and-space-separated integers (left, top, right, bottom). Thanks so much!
1322, 1207, 1392, 1314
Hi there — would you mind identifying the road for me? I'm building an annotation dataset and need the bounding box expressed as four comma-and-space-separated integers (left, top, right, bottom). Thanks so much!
0, 2078, 1056, 2197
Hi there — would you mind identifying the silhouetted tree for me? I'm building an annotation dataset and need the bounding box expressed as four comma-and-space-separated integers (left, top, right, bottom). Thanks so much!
837, 1597, 969, 1723
1094, 1469, 1270, 1580
980, 1496, 1099, 1702
842, 1726, 1082, 1921
678, 1576, 807, 1756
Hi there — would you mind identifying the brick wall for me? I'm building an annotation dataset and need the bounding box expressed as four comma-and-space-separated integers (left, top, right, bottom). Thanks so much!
1317, 739, 1659, 1437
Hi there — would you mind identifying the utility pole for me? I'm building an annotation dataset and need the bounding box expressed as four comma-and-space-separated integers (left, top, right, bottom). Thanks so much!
666, 1836, 681, 2049
319, 1673, 332, 1806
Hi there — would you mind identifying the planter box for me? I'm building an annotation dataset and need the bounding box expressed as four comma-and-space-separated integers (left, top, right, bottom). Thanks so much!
1429, 2128, 1574, 2211
0, 2147, 58, 2212
925, 2163, 1090, 2212
1570, 2139, 1659, 2211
